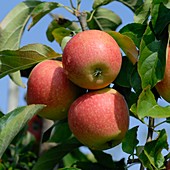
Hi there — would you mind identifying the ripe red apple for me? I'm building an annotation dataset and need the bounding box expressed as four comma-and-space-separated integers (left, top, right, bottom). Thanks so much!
27, 60, 84, 120
62, 30, 122, 90
156, 45, 170, 102
68, 88, 129, 150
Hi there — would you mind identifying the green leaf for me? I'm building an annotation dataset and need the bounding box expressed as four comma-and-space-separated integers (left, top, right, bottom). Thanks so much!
75, 158, 126, 170
117, 0, 143, 12
32, 137, 82, 170
114, 57, 134, 88
134, 0, 151, 24
0, 1, 42, 86
46, 17, 78, 42
130, 65, 142, 94
119, 23, 147, 49
61, 36, 72, 51
107, 31, 138, 64
28, 2, 62, 30
151, 1, 170, 38
49, 119, 72, 143
138, 25, 168, 89
0, 104, 45, 158
163, 0, 170, 8
138, 129, 168, 169
52, 27, 72, 45
59, 168, 81, 170
131, 86, 170, 119
62, 148, 89, 167
87, 8, 122, 31
91, 150, 115, 169
0, 43, 61, 78
122, 126, 139, 154
92, 0, 114, 9
0, 111, 4, 118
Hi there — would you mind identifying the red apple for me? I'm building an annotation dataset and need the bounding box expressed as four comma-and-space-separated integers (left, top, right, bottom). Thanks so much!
156, 45, 170, 102
62, 30, 122, 90
68, 88, 129, 150
27, 60, 84, 120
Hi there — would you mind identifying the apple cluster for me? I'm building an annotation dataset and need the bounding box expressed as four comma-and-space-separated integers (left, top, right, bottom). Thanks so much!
27, 30, 129, 150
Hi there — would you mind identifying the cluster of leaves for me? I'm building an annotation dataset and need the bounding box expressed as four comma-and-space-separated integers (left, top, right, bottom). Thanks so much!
0, 0, 170, 169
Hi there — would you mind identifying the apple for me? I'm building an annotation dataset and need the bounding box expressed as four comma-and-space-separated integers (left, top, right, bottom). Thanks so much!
156, 45, 170, 102
62, 30, 122, 90
68, 88, 129, 150
26, 60, 84, 120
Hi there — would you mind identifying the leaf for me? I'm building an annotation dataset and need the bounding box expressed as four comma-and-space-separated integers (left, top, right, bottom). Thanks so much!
114, 57, 134, 88
134, 0, 151, 24
138, 129, 168, 169
108, 31, 138, 64
28, 2, 62, 30
0, 43, 61, 78
92, 0, 114, 9
122, 126, 139, 154
163, 0, 170, 8
119, 23, 147, 48
0, 104, 45, 158
59, 168, 81, 170
49, 119, 72, 143
75, 162, 107, 170
46, 17, 78, 42
63, 148, 89, 167
117, 0, 143, 12
131, 86, 170, 119
32, 137, 82, 170
52, 27, 72, 45
151, 1, 170, 38
0, 1, 42, 85
138, 25, 168, 89
87, 8, 122, 31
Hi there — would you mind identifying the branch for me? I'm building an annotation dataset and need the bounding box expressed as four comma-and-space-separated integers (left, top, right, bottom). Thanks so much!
77, 11, 87, 31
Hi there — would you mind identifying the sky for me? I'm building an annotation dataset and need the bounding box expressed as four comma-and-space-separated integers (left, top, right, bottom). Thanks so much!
0, 1, 169, 170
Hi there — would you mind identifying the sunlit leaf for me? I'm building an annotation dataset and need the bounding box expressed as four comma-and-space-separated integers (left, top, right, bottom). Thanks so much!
0, 104, 45, 158
119, 23, 147, 48
117, 0, 143, 12
92, 0, 114, 9
0, 44, 61, 78
108, 31, 138, 64
46, 17, 77, 42
134, 0, 151, 24
0, 1, 42, 86
131, 86, 170, 119
122, 126, 139, 154
52, 27, 72, 45
138, 25, 168, 89
163, 0, 170, 8
28, 2, 62, 30
87, 8, 122, 31
32, 137, 82, 170
138, 129, 168, 169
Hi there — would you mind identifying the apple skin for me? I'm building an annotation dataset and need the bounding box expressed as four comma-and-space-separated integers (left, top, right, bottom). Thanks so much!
156, 45, 170, 102
62, 30, 122, 90
68, 88, 129, 150
26, 60, 84, 120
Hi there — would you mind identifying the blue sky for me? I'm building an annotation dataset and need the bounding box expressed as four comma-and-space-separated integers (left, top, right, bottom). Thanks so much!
0, 1, 169, 169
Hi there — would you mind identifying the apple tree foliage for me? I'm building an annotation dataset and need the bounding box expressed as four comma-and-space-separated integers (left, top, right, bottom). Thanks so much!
0, 0, 170, 169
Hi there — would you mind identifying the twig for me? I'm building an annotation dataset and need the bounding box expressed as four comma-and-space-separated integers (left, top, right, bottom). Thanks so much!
77, 11, 87, 31
147, 117, 154, 142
